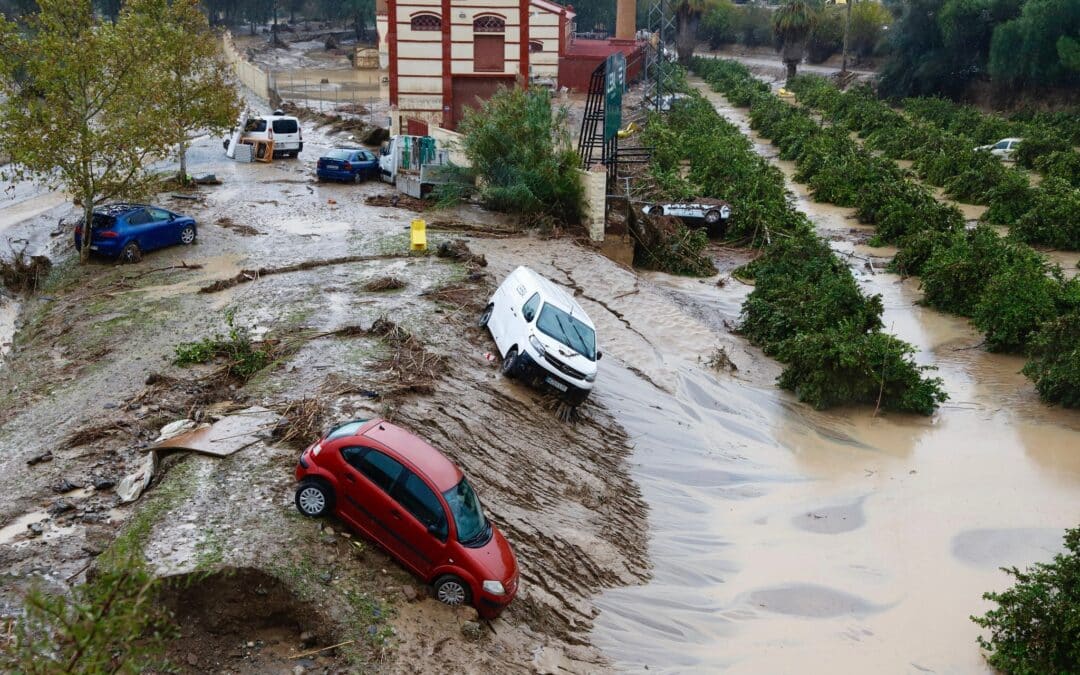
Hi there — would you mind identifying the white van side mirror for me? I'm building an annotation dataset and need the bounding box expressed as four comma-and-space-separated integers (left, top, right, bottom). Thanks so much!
596, 351, 603, 360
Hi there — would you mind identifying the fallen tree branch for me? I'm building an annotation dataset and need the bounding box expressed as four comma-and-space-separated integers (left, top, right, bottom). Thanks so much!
198, 254, 411, 293
120, 261, 203, 281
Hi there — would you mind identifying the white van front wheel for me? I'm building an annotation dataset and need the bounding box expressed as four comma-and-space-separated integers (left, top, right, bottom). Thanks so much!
501, 347, 520, 378
478, 304, 493, 328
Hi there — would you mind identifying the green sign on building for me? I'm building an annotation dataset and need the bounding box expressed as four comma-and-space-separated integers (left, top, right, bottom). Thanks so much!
603, 52, 626, 142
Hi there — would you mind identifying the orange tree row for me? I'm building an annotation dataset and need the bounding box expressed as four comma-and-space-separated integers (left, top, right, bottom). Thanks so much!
640, 90, 947, 414
692, 57, 1080, 407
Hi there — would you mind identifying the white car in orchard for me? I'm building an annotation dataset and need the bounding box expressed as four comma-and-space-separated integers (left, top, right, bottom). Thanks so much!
642, 200, 733, 237
975, 137, 1023, 161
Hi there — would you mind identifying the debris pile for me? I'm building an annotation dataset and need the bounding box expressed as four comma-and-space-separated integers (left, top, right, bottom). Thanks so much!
368, 317, 448, 396
361, 276, 406, 292
0, 244, 51, 294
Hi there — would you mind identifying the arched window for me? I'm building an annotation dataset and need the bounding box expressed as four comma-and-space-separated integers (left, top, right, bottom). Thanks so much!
411, 13, 441, 31
529, 40, 544, 53
473, 15, 506, 32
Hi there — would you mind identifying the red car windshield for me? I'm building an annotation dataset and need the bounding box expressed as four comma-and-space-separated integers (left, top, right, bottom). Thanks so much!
443, 478, 490, 546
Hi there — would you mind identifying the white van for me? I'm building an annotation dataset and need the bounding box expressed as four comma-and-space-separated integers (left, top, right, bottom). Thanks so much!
222, 110, 304, 158
480, 266, 600, 405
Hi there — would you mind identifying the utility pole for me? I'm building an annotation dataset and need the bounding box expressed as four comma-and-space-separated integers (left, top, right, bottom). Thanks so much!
841, 0, 853, 75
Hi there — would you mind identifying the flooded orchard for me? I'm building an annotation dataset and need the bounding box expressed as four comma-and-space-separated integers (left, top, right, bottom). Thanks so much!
576, 79, 1080, 673
0, 32, 1076, 674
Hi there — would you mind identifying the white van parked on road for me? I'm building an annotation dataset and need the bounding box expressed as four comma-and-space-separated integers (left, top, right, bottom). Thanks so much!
480, 266, 601, 405
222, 110, 304, 158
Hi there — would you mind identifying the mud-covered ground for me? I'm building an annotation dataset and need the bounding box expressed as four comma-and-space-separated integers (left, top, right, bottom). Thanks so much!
0, 104, 651, 672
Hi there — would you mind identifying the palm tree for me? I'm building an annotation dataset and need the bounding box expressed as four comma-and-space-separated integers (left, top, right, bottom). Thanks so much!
773, 0, 820, 84
673, 0, 717, 66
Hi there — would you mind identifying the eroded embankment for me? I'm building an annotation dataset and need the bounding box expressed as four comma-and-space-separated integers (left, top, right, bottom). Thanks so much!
0, 153, 651, 673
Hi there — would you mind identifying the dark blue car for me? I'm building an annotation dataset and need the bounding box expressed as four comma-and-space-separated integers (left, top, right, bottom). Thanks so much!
316, 147, 379, 183
74, 203, 197, 264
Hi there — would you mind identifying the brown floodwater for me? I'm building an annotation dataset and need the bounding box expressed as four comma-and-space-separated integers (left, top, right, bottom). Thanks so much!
579, 79, 1080, 673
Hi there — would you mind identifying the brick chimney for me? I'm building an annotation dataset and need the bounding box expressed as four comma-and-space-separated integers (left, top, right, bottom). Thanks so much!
615, 0, 635, 42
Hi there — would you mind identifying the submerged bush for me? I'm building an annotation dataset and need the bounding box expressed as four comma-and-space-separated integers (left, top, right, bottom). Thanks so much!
972, 255, 1061, 352
739, 233, 883, 352
920, 226, 1010, 316
1022, 311, 1080, 407
1034, 150, 1080, 188
972, 527, 1080, 670
1014, 129, 1068, 170
776, 327, 947, 414
984, 169, 1036, 225
1011, 177, 1080, 250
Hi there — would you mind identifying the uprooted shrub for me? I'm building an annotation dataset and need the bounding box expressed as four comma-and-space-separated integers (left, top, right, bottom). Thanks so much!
173, 310, 275, 381
1010, 177, 1080, 250
971, 527, 1080, 672
739, 233, 883, 352
632, 215, 717, 277
0, 245, 52, 294
1022, 311, 1080, 407
775, 326, 947, 415
456, 85, 583, 225
0, 554, 175, 673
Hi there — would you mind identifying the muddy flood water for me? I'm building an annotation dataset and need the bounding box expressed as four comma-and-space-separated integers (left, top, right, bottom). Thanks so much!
583, 79, 1080, 673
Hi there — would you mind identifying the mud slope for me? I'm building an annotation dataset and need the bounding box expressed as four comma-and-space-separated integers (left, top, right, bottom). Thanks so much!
0, 116, 651, 673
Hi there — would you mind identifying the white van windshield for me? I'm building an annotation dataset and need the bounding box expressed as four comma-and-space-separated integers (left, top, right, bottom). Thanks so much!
537, 304, 596, 361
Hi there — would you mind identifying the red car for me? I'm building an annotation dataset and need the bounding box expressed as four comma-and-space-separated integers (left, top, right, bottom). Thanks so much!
294, 418, 519, 618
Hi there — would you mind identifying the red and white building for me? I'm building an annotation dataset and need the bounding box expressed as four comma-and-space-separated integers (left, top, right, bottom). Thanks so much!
376, 0, 576, 134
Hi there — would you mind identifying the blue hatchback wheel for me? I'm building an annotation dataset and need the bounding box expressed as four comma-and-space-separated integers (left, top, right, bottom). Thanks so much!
180, 225, 196, 245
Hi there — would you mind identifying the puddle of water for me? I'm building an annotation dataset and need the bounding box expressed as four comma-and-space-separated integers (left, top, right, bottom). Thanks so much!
0, 510, 49, 545
275, 218, 351, 237
126, 254, 245, 302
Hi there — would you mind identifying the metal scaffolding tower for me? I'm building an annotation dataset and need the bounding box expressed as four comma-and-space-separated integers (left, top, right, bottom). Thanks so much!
645, 0, 676, 112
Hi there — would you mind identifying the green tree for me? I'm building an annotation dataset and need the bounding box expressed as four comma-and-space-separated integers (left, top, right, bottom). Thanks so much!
457, 86, 584, 225
848, 0, 890, 58
558, 0, 616, 34
773, 0, 820, 84
699, 0, 737, 50
971, 527, 1080, 671
674, 0, 717, 66
318, 0, 374, 39
0, 0, 175, 264
989, 0, 1080, 89
0, 555, 176, 674
148, 0, 241, 183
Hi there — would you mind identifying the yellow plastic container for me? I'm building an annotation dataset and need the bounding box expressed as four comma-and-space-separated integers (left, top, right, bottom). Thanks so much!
410, 218, 427, 252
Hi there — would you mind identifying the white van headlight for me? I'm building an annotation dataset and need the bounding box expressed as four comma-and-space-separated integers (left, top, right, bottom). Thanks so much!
528, 335, 546, 355
482, 580, 505, 595
585, 372, 597, 383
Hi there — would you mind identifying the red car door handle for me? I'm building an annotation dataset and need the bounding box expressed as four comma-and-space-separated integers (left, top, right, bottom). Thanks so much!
390, 509, 401, 519
344, 474, 355, 482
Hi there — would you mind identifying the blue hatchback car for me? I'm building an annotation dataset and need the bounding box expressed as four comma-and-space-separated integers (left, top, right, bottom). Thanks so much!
316, 147, 379, 183
74, 203, 197, 263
